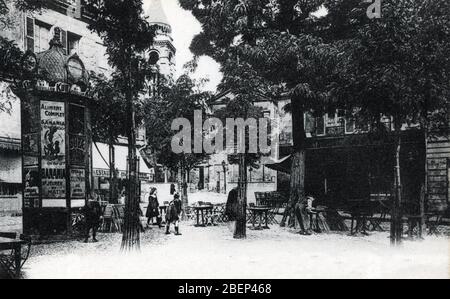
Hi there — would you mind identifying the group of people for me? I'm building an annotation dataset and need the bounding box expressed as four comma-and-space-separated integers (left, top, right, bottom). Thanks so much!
82, 185, 184, 243
145, 186, 183, 236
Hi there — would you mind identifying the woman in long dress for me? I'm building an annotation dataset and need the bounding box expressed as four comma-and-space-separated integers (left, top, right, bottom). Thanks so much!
146, 188, 162, 228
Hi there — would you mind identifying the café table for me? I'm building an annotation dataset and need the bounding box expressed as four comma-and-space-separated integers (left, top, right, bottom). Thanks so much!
194, 205, 214, 227
247, 207, 272, 230
0, 237, 26, 278
350, 211, 372, 236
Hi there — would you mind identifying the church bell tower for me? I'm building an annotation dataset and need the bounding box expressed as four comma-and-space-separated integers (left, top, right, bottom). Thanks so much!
145, 0, 176, 90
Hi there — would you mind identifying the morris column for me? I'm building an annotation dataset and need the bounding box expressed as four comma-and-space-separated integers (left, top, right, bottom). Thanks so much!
21, 28, 92, 239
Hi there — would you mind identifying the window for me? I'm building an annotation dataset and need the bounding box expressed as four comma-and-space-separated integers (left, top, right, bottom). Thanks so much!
149, 51, 160, 65
315, 116, 325, 135
25, 17, 35, 52
67, 32, 81, 55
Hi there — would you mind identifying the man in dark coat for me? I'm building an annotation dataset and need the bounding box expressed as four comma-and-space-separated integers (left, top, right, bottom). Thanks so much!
83, 200, 102, 243
165, 193, 182, 235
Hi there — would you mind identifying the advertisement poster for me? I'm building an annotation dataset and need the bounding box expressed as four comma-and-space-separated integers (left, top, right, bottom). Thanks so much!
69, 135, 86, 166
70, 169, 85, 199
23, 133, 39, 156
41, 101, 66, 169
41, 101, 66, 200
24, 168, 40, 199
42, 168, 66, 199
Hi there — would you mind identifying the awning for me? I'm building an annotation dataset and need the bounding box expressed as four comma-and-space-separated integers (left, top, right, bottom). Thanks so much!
0, 137, 21, 151
265, 155, 292, 174
0, 154, 22, 183
92, 143, 153, 180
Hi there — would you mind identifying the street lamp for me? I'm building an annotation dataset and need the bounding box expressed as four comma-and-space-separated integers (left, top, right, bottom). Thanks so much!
222, 160, 227, 194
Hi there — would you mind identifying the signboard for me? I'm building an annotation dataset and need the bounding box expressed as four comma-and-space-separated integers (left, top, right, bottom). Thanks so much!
93, 168, 152, 181
41, 101, 66, 199
70, 169, 85, 199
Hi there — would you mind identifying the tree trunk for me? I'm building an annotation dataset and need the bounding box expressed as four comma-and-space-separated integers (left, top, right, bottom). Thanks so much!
109, 140, 118, 204
121, 58, 140, 252
391, 126, 403, 246
234, 153, 247, 239
281, 100, 306, 228
181, 161, 189, 208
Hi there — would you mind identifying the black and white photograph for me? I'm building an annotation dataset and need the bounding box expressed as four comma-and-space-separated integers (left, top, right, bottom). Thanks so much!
0, 0, 449, 282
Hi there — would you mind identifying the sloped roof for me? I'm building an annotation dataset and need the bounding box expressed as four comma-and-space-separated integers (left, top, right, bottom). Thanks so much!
145, 0, 170, 25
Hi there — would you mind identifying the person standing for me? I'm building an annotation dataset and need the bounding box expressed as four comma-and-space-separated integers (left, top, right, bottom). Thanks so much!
294, 193, 312, 236
83, 199, 102, 243
225, 187, 239, 232
146, 188, 162, 228
165, 193, 182, 235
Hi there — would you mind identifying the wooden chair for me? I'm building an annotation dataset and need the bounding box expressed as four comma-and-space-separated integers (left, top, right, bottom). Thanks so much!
0, 233, 31, 279
114, 205, 126, 233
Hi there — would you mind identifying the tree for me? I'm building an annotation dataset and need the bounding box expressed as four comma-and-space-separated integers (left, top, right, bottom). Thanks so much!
330, 0, 450, 245
0, 0, 50, 28
180, 0, 342, 228
144, 74, 211, 210
0, 0, 51, 111
90, 74, 128, 204
214, 95, 268, 239
84, 0, 155, 251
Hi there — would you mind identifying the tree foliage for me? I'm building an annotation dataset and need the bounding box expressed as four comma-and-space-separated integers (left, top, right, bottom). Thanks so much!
332, 0, 450, 130
144, 75, 210, 173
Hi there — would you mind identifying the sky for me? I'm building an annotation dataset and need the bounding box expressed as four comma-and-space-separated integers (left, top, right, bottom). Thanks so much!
143, 0, 223, 92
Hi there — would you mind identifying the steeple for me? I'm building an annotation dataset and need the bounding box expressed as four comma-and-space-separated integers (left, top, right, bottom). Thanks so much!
146, 0, 169, 25
145, 0, 171, 33
144, 0, 176, 82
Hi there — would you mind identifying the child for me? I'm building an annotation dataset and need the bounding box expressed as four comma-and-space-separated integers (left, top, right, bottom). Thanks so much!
165, 193, 183, 236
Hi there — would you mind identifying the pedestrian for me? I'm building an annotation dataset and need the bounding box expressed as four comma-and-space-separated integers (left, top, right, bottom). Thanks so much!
225, 187, 239, 232
165, 192, 182, 235
146, 187, 162, 228
119, 187, 126, 205
294, 192, 312, 236
83, 199, 102, 243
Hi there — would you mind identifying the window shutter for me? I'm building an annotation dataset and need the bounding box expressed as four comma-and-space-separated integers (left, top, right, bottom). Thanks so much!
25, 17, 35, 52
61, 29, 68, 55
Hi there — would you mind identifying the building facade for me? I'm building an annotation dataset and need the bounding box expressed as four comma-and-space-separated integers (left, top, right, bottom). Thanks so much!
0, 0, 176, 213
277, 98, 450, 212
